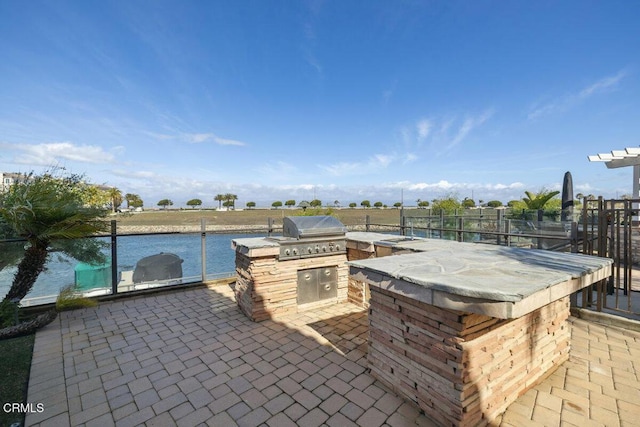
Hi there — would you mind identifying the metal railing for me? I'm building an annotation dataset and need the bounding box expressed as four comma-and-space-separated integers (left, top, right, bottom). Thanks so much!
364, 209, 580, 251
578, 198, 640, 318
0, 219, 273, 306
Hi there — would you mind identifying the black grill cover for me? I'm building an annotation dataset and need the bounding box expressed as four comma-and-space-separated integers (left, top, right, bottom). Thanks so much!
133, 253, 183, 283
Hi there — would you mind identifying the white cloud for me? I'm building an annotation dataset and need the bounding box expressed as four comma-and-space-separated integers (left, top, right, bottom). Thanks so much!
144, 131, 174, 140
212, 135, 246, 146
403, 153, 418, 164
111, 169, 158, 179
528, 70, 627, 120
258, 161, 298, 176
384, 180, 524, 193
578, 71, 626, 99
0, 141, 116, 165
319, 154, 396, 176
446, 109, 494, 149
416, 119, 431, 142
403, 110, 493, 154
184, 133, 247, 146
187, 133, 214, 143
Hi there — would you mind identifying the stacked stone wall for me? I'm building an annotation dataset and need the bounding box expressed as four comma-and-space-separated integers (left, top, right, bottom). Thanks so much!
368, 286, 570, 426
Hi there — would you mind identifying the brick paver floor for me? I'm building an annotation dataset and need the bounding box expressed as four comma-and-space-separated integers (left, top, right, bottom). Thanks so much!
25, 284, 640, 426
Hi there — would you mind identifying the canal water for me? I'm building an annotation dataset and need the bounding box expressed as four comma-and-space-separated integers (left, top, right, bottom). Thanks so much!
0, 232, 266, 304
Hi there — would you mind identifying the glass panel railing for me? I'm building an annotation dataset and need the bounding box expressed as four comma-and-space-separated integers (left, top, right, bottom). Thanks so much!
0, 239, 95, 306
115, 233, 200, 294
204, 232, 266, 282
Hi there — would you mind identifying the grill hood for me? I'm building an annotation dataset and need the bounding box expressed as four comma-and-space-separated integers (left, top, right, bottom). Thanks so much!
282, 216, 347, 239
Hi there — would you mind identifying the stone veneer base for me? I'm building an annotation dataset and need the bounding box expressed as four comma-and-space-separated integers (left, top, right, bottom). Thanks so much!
368, 286, 570, 426
234, 252, 349, 322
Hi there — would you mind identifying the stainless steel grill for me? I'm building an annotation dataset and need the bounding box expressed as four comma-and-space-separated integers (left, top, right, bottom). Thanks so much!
282, 216, 348, 238
267, 215, 347, 260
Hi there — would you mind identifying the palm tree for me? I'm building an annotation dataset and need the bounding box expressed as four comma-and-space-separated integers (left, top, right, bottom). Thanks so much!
214, 194, 225, 209
125, 193, 143, 209
224, 193, 238, 210
0, 171, 108, 303
107, 187, 122, 213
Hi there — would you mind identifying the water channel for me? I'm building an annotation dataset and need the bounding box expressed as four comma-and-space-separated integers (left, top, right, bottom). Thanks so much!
0, 232, 266, 305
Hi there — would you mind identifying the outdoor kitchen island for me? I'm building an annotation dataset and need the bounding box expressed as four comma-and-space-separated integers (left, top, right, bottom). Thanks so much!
347, 234, 612, 427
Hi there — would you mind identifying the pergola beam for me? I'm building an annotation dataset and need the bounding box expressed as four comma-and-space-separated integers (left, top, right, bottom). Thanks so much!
588, 146, 640, 202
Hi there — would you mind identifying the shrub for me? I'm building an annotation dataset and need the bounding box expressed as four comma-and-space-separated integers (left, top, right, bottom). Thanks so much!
56, 286, 97, 312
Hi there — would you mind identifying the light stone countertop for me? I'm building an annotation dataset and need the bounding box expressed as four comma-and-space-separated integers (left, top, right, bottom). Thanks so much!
347, 234, 613, 318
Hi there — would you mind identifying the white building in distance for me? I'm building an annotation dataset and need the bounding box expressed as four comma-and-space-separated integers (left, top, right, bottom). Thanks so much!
0, 172, 26, 193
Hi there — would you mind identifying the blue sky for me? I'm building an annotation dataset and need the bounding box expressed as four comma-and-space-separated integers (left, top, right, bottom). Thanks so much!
1, 1, 639, 208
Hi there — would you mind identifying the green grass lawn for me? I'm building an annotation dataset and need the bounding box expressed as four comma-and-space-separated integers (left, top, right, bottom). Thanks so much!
0, 334, 35, 427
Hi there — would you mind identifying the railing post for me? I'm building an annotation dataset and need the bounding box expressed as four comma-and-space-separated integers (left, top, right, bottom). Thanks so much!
366, 215, 370, 232
110, 220, 118, 295
505, 219, 511, 247
400, 215, 406, 236
457, 217, 464, 242
496, 209, 503, 246
537, 209, 544, 249
201, 218, 207, 283
570, 221, 578, 253
267, 218, 273, 236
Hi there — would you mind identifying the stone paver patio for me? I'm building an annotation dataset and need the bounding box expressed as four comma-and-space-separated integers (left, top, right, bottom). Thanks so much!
25, 284, 640, 427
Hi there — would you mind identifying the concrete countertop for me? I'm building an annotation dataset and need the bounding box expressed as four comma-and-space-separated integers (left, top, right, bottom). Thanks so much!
348, 236, 612, 319
231, 237, 280, 257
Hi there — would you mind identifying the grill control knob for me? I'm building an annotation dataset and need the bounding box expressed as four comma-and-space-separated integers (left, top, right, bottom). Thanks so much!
292, 248, 298, 255
284, 249, 291, 256
315, 245, 320, 253
335, 245, 340, 251
322, 246, 327, 252
307, 247, 313, 254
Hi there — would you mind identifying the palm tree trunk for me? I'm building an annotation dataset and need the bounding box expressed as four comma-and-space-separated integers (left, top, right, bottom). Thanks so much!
3, 242, 49, 302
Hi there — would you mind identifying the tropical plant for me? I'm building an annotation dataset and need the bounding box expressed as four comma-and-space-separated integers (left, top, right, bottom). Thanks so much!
295, 207, 335, 217
0, 170, 108, 303
186, 199, 202, 209
334, 200, 340, 208
55, 285, 97, 311
157, 199, 173, 209
487, 200, 503, 208
522, 190, 560, 210
431, 195, 461, 214
417, 200, 430, 208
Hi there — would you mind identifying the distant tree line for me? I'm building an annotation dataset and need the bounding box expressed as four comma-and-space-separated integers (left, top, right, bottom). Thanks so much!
133, 189, 570, 213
